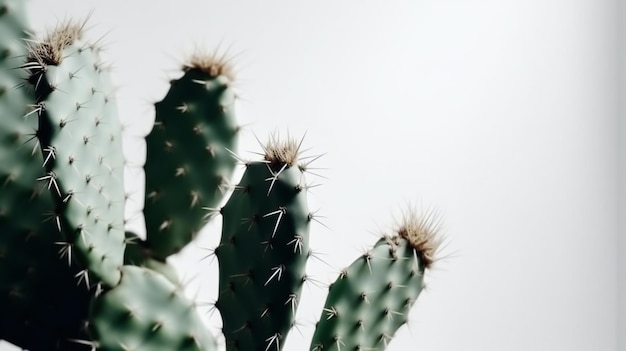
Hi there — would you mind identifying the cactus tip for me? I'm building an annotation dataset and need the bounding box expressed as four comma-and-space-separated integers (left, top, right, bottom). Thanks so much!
27, 18, 87, 65
395, 206, 444, 269
262, 132, 303, 167
184, 51, 235, 80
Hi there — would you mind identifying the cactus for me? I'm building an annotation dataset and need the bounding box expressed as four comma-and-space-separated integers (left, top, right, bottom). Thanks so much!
310, 210, 442, 351
18, 20, 219, 351
0, 4, 95, 350
0, 9, 446, 351
216, 135, 312, 351
24, 19, 126, 287
138, 54, 240, 263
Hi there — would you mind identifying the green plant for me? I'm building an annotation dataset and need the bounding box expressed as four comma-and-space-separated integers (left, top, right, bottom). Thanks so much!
0, 5, 444, 351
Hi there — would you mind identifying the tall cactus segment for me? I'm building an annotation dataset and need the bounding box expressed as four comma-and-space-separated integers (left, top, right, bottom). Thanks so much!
310, 210, 442, 351
142, 56, 239, 261
217, 136, 313, 351
0, 8, 93, 351
89, 265, 217, 351
24, 20, 126, 287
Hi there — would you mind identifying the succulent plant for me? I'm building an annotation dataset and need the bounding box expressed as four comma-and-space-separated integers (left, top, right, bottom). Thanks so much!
0, 8, 445, 351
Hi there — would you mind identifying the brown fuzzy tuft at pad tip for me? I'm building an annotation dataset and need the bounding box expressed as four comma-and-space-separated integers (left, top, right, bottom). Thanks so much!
183, 51, 235, 81
261, 133, 303, 168
394, 206, 444, 269
27, 18, 87, 66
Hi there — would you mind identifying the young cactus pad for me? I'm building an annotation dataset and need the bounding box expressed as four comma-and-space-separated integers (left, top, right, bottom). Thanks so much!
216, 135, 314, 351
310, 209, 442, 351
142, 55, 239, 260
25, 20, 126, 287
89, 265, 217, 351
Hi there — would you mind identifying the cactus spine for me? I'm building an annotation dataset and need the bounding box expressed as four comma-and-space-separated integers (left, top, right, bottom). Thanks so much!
0, 8, 445, 351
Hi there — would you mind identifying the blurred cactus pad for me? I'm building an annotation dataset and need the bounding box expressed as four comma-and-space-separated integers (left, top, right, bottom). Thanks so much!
0, 4, 445, 351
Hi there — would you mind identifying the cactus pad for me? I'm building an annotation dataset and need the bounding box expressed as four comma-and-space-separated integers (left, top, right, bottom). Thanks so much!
216, 136, 312, 351
89, 265, 217, 351
310, 210, 442, 351
0, 9, 93, 350
25, 20, 126, 287
142, 55, 239, 260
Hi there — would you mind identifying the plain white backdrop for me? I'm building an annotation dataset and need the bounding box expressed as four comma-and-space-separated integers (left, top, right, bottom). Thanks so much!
0, 0, 621, 350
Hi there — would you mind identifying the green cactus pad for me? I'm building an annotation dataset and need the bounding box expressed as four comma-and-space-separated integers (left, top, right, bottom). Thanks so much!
143, 57, 239, 260
89, 265, 216, 351
0, 10, 94, 350
310, 212, 442, 351
216, 136, 312, 351
25, 20, 126, 287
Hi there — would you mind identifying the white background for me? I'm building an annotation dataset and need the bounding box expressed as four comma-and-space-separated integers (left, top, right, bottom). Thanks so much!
1, 0, 621, 350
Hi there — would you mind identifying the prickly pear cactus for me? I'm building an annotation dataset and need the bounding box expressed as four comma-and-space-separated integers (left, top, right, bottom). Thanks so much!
141, 55, 239, 261
310, 210, 442, 351
216, 135, 313, 351
0, 7, 446, 351
24, 19, 126, 287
